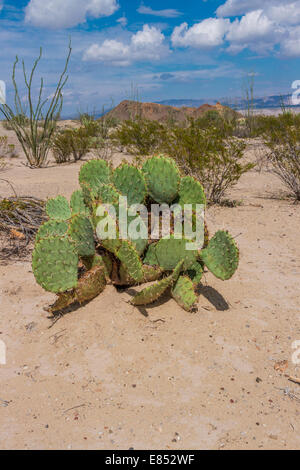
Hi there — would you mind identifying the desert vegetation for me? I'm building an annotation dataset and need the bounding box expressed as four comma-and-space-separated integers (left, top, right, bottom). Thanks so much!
32, 156, 239, 314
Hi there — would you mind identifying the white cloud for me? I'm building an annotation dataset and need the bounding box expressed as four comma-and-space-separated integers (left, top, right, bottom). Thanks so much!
266, 2, 300, 26
83, 24, 169, 65
225, 10, 283, 53
25, 0, 119, 29
280, 26, 300, 57
137, 4, 182, 18
171, 18, 230, 48
217, 0, 283, 17
117, 16, 127, 27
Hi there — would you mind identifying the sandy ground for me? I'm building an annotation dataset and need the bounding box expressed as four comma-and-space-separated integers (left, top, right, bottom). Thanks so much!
0, 123, 299, 450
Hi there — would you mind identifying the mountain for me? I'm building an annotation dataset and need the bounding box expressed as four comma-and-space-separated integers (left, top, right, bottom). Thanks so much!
103, 99, 239, 123
157, 94, 295, 110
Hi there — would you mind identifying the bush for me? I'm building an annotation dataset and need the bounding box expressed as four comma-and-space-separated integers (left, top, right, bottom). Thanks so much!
52, 127, 91, 164
0, 135, 18, 161
264, 113, 300, 200
111, 118, 166, 155
160, 119, 253, 204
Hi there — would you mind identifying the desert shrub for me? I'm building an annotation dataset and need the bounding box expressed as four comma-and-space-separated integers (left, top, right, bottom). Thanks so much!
111, 118, 166, 155
0, 44, 71, 168
52, 127, 91, 163
52, 131, 72, 163
195, 110, 237, 137
0, 136, 18, 161
160, 119, 253, 204
264, 113, 300, 200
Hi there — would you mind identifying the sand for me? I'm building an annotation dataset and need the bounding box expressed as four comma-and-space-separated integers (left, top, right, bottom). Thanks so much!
0, 123, 299, 450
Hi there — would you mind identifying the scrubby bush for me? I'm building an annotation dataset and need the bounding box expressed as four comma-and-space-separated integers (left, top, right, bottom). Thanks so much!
111, 118, 166, 155
159, 119, 253, 204
0, 135, 18, 161
52, 127, 91, 163
264, 112, 300, 201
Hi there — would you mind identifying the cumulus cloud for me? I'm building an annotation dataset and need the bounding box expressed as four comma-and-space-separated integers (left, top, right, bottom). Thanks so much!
137, 4, 182, 18
225, 10, 283, 53
171, 1, 300, 57
83, 24, 169, 65
25, 0, 119, 29
171, 18, 230, 48
216, 0, 283, 17
280, 26, 300, 57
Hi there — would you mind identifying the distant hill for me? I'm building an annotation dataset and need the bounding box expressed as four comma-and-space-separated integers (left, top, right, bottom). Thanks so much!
157, 94, 295, 110
103, 99, 239, 123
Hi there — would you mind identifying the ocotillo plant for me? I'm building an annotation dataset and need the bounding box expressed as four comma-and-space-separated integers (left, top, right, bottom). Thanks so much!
32, 156, 239, 313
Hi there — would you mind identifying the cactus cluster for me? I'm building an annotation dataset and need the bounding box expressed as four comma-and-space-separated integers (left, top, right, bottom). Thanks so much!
32, 156, 239, 313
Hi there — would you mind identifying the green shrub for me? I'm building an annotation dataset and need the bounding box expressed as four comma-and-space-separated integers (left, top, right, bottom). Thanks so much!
111, 118, 166, 156
52, 127, 91, 164
160, 119, 253, 204
264, 113, 300, 200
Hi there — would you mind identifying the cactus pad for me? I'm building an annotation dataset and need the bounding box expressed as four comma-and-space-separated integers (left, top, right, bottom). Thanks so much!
32, 237, 78, 293
143, 243, 158, 266
155, 237, 198, 270
35, 220, 68, 244
68, 215, 95, 257
131, 260, 183, 306
48, 265, 107, 313
46, 195, 71, 221
70, 190, 89, 216
178, 176, 206, 208
116, 241, 143, 283
172, 275, 197, 311
113, 163, 147, 206
186, 261, 204, 285
79, 159, 111, 191
142, 156, 180, 204
200, 230, 239, 280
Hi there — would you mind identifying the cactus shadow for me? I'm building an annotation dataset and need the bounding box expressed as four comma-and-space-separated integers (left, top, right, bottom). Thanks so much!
198, 285, 229, 311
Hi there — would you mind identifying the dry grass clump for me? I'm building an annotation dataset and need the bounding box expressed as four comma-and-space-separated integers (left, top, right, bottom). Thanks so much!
0, 192, 46, 260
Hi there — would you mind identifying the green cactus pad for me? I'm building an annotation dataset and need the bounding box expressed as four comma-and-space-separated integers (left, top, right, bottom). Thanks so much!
46, 195, 71, 221
68, 215, 95, 257
79, 159, 111, 191
186, 261, 204, 285
155, 237, 198, 270
32, 237, 78, 293
143, 243, 158, 266
35, 220, 68, 244
127, 214, 148, 255
93, 184, 120, 205
119, 264, 162, 285
200, 230, 239, 280
142, 156, 180, 204
113, 163, 147, 206
116, 241, 143, 283
48, 265, 107, 313
131, 260, 183, 306
172, 275, 197, 312
70, 190, 90, 217
178, 176, 206, 208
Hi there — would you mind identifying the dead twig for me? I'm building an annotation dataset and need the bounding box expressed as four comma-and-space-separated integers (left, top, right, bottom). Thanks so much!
288, 376, 300, 385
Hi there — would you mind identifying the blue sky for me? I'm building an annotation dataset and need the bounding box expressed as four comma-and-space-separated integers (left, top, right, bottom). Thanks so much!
1, 0, 300, 116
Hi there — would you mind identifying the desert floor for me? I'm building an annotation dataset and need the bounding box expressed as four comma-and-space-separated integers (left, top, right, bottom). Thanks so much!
0, 122, 299, 450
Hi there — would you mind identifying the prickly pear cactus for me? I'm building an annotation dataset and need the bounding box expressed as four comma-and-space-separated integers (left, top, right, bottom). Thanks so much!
32, 156, 239, 315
